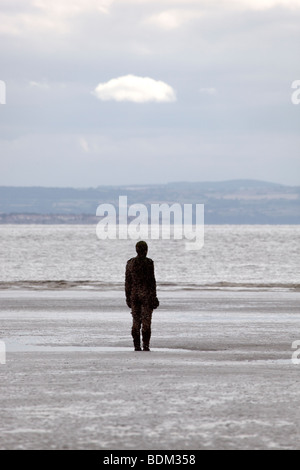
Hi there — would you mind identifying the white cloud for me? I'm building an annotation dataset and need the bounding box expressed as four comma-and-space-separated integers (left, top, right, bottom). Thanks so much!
79, 137, 90, 153
233, 0, 300, 10
140, 1, 300, 33
0, 0, 113, 36
200, 87, 217, 95
29, 80, 50, 89
147, 10, 181, 30
146, 9, 203, 31
33, 0, 113, 16
0, 12, 68, 35
93, 75, 177, 103
116, 0, 300, 10
1, 0, 299, 36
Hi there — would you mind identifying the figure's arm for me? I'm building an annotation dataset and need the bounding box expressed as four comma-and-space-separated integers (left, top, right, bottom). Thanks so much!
125, 261, 132, 308
149, 260, 159, 309
150, 260, 157, 296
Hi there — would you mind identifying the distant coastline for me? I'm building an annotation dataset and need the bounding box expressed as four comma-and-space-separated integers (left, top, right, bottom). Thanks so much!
0, 180, 299, 224
0, 213, 98, 225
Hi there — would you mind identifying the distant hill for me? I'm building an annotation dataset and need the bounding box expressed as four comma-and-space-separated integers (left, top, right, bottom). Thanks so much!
0, 180, 299, 224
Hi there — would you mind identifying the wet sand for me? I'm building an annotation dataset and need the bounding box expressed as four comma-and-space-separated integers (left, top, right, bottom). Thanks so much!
0, 288, 300, 450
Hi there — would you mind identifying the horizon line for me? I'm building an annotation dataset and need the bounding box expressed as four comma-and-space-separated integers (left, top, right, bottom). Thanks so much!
0, 178, 299, 190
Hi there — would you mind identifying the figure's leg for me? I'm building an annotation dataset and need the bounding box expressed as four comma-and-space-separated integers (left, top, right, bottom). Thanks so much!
141, 305, 153, 351
131, 303, 142, 351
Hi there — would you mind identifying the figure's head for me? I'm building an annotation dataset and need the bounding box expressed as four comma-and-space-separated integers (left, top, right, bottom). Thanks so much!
136, 241, 148, 257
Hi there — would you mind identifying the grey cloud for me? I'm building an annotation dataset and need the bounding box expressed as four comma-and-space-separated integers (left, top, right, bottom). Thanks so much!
0, 0, 299, 186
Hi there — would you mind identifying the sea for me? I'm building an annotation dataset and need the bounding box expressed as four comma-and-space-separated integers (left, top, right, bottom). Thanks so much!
0, 224, 299, 291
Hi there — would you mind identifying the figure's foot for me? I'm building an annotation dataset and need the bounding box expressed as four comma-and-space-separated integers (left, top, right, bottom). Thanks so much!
134, 347, 142, 351
143, 346, 150, 351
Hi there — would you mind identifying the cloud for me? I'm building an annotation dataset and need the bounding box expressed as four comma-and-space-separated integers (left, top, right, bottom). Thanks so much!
200, 87, 217, 95
79, 137, 90, 153
1, 0, 299, 36
147, 10, 181, 30
33, 0, 113, 16
0, 11, 68, 35
146, 9, 203, 31
115, 0, 300, 10
0, 0, 113, 36
234, 0, 300, 10
29, 80, 50, 89
93, 75, 177, 103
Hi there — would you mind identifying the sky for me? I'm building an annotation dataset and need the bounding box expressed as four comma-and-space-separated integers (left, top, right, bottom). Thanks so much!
0, 0, 299, 187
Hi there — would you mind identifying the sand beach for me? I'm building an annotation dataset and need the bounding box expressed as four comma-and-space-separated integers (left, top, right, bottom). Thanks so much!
0, 287, 300, 450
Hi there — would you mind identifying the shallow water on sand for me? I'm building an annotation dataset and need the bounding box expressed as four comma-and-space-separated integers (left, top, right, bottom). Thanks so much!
0, 225, 299, 289
1, 289, 300, 450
